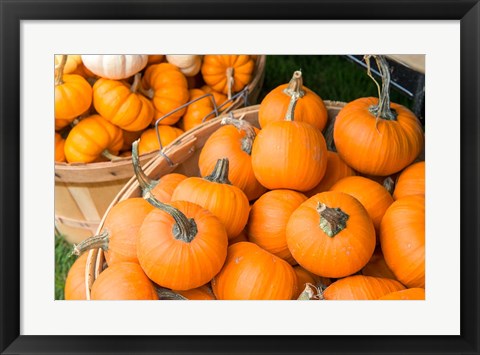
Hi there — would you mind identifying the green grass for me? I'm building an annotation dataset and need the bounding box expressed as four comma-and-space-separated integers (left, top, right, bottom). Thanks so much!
54, 55, 415, 299
55, 230, 77, 300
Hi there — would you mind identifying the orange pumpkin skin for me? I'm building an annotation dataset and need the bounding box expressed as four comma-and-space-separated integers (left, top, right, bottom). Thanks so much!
137, 200, 228, 290
93, 75, 154, 132
361, 246, 397, 280
90, 262, 158, 300
150, 173, 188, 203
305, 151, 356, 197
138, 126, 184, 155
198, 118, 266, 201
64, 252, 89, 300
258, 71, 328, 130
201, 85, 230, 110
247, 189, 307, 264
55, 133, 66, 162
64, 115, 124, 163
323, 275, 405, 300
330, 176, 394, 238
334, 97, 424, 176
171, 159, 250, 239
55, 74, 92, 120
378, 288, 425, 300
212, 242, 297, 300
142, 63, 189, 125
102, 198, 154, 265
147, 55, 165, 64
393, 161, 425, 200
286, 191, 376, 278
201, 55, 255, 95
179, 88, 215, 131
380, 195, 425, 288
175, 285, 216, 300
251, 121, 328, 191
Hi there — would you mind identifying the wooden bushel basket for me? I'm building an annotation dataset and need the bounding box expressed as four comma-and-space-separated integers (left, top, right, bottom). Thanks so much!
82, 101, 346, 300
55, 55, 267, 244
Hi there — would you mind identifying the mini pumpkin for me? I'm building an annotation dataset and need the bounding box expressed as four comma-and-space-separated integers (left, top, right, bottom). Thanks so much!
64, 252, 89, 300
178, 88, 216, 131
211, 242, 297, 300
81, 54, 148, 80
258, 70, 328, 130
166, 55, 202, 77
55, 133, 66, 162
361, 246, 397, 280
137, 126, 184, 155
322, 275, 405, 300
378, 288, 425, 300
393, 161, 425, 200
286, 191, 376, 278
333, 55, 424, 176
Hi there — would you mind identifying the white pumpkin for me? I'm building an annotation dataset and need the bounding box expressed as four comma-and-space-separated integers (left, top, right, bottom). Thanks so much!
81, 55, 148, 80
166, 55, 202, 77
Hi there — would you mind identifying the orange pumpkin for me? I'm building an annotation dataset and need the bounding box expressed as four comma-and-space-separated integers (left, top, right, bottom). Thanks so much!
90, 262, 158, 300
141, 63, 189, 125
71, 197, 154, 266
286, 191, 376, 278
171, 158, 250, 239
201, 55, 255, 98
201, 85, 230, 110
212, 242, 297, 300
93, 73, 154, 132
178, 88, 216, 131
333, 56, 424, 176
55, 55, 92, 125
198, 116, 266, 201
147, 55, 165, 65
55, 133, 66, 162
322, 275, 405, 300
378, 288, 425, 300
361, 246, 397, 280
251, 115, 328, 191
380, 195, 425, 288
305, 151, 356, 197
64, 252, 89, 300
64, 115, 123, 163
330, 176, 394, 238
247, 189, 307, 264
137, 126, 184, 155
258, 70, 328, 130
137, 197, 228, 290
393, 161, 425, 200
293, 266, 331, 299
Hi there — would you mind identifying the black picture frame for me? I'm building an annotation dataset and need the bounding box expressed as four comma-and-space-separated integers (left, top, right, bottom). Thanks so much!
1, 1, 478, 354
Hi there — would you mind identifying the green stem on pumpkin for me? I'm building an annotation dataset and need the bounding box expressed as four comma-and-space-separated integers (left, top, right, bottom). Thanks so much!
71, 229, 110, 256
383, 177, 395, 195
102, 150, 122, 161
144, 191, 198, 243
366, 55, 397, 121
283, 70, 305, 121
154, 285, 188, 300
221, 116, 256, 155
131, 139, 159, 194
204, 158, 232, 185
55, 55, 68, 86
316, 202, 349, 238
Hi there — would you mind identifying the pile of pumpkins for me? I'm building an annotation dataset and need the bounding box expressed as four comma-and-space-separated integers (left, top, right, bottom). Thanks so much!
65, 55, 425, 301
55, 54, 258, 163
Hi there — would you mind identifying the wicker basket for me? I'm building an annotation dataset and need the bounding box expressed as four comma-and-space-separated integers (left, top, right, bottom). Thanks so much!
55, 55, 267, 244
82, 101, 346, 300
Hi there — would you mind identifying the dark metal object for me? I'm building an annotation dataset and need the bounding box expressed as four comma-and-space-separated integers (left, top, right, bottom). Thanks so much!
346, 55, 425, 123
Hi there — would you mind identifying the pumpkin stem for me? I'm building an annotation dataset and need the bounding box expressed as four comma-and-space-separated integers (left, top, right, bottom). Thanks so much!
365, 55, 397, 122
221, 115, 256, 155
383, 176, 395, 195
101, 150, 122, 161
55, 55, 68, 86
204, 158, 232, 184
71, 229, 110, 256
316, 202, 349, 237
283, 70, 305, 121
130, 73, 142, 93
154, 285, 188, 300
131, 140, 159, 194
226, 67, 235, 100
297, 283, 323, 300
144, 191, 198, 243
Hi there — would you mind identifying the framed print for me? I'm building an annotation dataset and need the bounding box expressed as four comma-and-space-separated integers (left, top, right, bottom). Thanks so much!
1, 0, 479, 354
